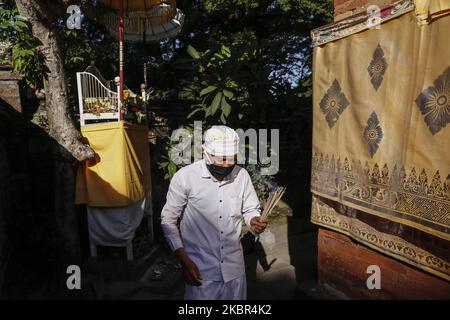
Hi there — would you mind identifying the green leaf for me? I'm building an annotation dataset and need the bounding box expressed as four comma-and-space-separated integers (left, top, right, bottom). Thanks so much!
200, 85, 217, 96
70, 56, 84, 63
221, 97, 231, 117
238, 113, 244, 120
220, 113, 227, 124
213, 53, 224, 60
158, 161, 169, 168
221, 45, 231, 58
15, 15, 28, 21
210, 91, 222, 115
205, 105, 212, 118
187, 45, 200, 59
13, 20, 27, 30
168, 162, 177, 176
14, 60, 22, 69
226, 79, 238, 89
222, 89, 234, 99
187, 107, 203, 119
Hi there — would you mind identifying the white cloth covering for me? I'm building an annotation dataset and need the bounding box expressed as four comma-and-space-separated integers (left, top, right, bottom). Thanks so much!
185, 273, 247, 300
87, 196, 152, 247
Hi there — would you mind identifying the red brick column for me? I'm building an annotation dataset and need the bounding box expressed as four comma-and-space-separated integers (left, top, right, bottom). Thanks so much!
317, 228, 450, 299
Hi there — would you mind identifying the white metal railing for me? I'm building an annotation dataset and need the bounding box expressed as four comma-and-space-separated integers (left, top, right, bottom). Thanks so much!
76, 71, 120, 126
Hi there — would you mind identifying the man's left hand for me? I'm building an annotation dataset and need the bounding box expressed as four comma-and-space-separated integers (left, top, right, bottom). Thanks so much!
250, 217, 268, 234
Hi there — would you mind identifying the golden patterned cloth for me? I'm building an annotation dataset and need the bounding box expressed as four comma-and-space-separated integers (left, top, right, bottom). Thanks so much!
415, 0, 450, 24
311, 9, 450, 280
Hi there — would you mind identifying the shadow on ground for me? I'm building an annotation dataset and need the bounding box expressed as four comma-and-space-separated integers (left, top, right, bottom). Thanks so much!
242, 139, 335, 300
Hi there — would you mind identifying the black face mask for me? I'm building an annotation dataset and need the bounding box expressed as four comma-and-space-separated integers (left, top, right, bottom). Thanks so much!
207, 163, 235, 177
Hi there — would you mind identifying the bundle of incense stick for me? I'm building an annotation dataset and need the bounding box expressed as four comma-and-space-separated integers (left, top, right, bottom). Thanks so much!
260, 186, 286, 221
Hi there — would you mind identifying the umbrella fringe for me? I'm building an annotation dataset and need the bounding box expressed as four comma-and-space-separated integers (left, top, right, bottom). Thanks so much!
105, 9, 185, 42
98, 1, 177, 34
96, 0, 166, 12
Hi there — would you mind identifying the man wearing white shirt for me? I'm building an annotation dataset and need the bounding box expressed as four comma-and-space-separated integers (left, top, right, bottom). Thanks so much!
161, 125, 268, 300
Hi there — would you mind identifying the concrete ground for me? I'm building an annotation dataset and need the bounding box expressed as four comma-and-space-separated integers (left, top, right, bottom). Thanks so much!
244, 212, 334, 300
79, 204, 335, 300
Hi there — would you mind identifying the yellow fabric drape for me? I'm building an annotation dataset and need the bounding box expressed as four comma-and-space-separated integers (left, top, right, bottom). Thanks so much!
415, 0, 450, 24
75, 121, 151, 207
311, 11, 449, 279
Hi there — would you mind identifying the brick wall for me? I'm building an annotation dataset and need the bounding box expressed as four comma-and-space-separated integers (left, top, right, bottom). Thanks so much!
318, 228, 450, 299
0, 65, 23, 113
334, 0, 398, 21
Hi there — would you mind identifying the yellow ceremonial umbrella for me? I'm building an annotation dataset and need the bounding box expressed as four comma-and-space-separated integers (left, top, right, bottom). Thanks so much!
94, 0, 178, 117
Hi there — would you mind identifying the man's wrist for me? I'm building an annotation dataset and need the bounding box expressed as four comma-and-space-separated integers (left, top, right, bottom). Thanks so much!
174, 247, 189, 265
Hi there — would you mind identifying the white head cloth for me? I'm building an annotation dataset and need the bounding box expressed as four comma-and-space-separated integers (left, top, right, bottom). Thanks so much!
203, 125, 239, 157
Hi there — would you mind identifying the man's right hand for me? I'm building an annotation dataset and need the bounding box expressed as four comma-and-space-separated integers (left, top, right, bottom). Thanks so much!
175, 248, 202, 286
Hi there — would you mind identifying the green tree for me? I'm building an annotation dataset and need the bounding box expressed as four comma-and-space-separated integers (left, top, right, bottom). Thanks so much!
156, 0, 333, 178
